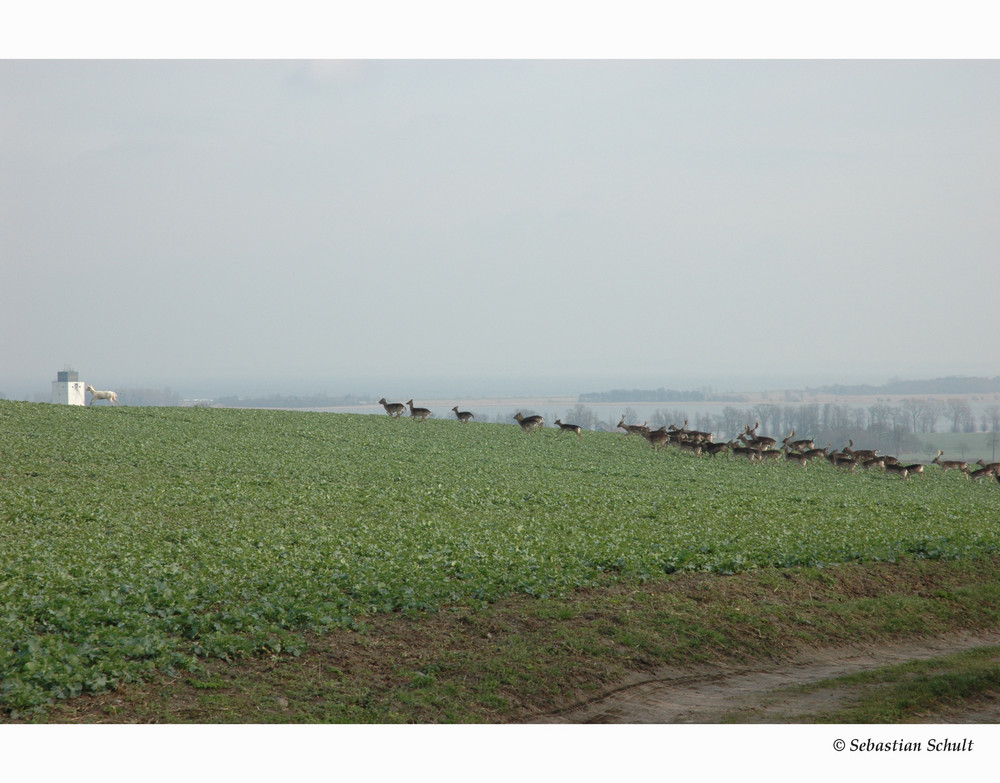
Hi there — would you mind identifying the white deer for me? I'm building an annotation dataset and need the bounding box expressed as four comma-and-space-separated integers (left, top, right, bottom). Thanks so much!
86, 385, 120, 406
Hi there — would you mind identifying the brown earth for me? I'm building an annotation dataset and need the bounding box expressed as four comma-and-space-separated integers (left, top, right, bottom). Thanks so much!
536, 631, 1000, 723
19, 558, 1000, 724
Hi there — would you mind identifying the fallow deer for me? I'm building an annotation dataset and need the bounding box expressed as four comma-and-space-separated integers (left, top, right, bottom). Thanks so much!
844, 439, 878, 464
451, 406, 474, 423
406, 400, 432, 421
728, 440, 759, 461
932, 450, 969, 477
641, 426, 670, 450
884, 463, 909, 479
379, 398, 406, 417
618, 415, 647, 436
703, 441, 731, 458
554, 419, 583, 438
514, 412, 544, 433
782, 430, 815, 452
740, 422, 777, 451
802, 444, 831, 462
968, 464, 998, 482
781, 446, 808, 468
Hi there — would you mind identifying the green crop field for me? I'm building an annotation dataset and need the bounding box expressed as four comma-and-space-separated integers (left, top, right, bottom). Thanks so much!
2, 400, 999, 716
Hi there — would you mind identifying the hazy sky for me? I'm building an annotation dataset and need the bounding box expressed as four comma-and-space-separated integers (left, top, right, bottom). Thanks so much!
3, 57, 999, 399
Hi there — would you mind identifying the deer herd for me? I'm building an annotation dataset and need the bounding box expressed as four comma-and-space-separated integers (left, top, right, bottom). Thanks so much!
621, 417, 999, 484
378, 397, 1000, 486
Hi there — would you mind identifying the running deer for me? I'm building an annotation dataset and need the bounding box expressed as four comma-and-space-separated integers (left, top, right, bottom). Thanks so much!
802, 444, 831, 462
844, 440, 878, 464
670, 420, 714, 443
782, 430, 815, 452
406, 399, 432, 421
860, 456, 886, 471
514, 412, 544, 433
728, 440, 759, 461
554, 419, 583, 438
932, 450, 969, 477
642, 427, 671, 451
617, 415, 647, 436
379, 398, 406, 417
678, 437, 703, 457
451, 406, 474, 423
740, 422, 777, 451
830, 452, 857, 472
967, 463, 998, 482
86, 386, 120, 406
703, 441, 731, 458
781, 446, 808, 468
884, 463, 910, 479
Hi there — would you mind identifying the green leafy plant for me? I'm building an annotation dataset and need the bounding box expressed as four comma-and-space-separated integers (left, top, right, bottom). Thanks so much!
2, 400, 999, 714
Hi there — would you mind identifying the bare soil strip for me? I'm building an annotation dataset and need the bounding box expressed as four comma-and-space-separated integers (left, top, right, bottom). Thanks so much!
535, 631, 1000, 723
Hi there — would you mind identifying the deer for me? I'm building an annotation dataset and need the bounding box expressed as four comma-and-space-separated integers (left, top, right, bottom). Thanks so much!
86, 386, 119, 406
514, 412, 544, 433
902, 463, 925, 478
728, 440, 760, 462
406, 400, 432, 421
782, 430, 815, 452
830, 452, 857, 472
379, 398, 406, 417
554, 419, 583, 439
967, 463, 998, 482
703, 441, 731, 458
802, 444, 831, 462
932, 450, 969, 477
740, 422, 776, 451
884, 463, 910, 479
844, 439, 878, 464
859, 456, 886, 471
678, 438, 703, 457
670, 420, 714, 443
640, 426, 673, 450
617, 415, 647, 436
451, 406, 474, 423
781, 445, 808, 468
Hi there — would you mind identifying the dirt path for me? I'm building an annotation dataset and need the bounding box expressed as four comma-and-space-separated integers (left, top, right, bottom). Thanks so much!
534, 631, 1000, 723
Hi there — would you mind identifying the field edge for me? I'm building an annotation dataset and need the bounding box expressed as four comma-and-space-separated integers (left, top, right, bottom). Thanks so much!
19, 554, 1000, 724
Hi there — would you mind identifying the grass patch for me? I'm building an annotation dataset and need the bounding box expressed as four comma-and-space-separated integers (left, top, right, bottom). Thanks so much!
726, 645, 1000, 723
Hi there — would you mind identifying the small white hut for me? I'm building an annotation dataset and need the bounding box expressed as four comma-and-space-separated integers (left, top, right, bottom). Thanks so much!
51, 369, 86, 406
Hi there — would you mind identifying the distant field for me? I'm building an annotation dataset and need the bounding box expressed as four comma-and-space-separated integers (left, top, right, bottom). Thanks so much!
909, 431, 1000, 464
283, 393, 1000, 463
1, 400, 999, 715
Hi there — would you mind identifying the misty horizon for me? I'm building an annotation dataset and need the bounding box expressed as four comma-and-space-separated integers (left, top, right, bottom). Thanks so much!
7, 368, 1000, 405
4, 60, 998, 401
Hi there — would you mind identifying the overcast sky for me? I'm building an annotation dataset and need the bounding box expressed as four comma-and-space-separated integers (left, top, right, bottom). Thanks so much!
3, 53, 999, 399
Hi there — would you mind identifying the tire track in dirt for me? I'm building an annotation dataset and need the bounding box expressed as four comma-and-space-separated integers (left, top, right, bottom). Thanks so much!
532, 631, 1000, 723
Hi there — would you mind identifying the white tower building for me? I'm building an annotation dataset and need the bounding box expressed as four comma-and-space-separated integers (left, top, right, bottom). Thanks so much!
51, 369, 86, 405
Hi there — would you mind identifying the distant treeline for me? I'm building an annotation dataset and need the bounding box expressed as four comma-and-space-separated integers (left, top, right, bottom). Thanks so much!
214, 392, 369, 409
547, 400, 1000, 460
581, 377, 1000, 403
117, 387, 182, 406
579, 388, 749, 403
806, 376, 1000, 396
